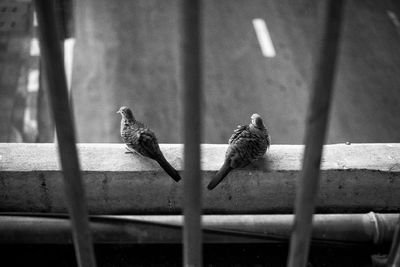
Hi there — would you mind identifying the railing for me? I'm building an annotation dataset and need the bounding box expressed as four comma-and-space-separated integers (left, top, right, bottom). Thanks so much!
11, 0, 400, 266
288, 1, 344, 266
34, 1, 95, 267
182, 1, 203, 265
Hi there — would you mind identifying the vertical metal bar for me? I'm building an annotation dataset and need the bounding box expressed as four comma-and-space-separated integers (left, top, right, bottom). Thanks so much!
33, 1, 96, 267
287, 1, 344, 267
387, 217, 400, 266
182, 0, 202, 266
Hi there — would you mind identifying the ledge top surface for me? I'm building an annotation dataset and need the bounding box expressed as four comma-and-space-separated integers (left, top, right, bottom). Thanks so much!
1, 143, 399, 172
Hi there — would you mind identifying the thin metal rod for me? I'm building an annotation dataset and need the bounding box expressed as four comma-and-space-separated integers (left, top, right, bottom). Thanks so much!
33, 1, 96, 267
182, 0, 202, 266
287, 1, 345, 267
387, 217, 400, 266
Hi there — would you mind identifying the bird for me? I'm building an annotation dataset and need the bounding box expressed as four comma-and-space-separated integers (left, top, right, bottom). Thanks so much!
207, 113, 270, 190
117, 106, 181, 182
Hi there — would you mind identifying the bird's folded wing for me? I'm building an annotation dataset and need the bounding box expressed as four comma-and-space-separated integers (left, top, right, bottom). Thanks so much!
138, 131, 160, 159
228, 125, 248, 144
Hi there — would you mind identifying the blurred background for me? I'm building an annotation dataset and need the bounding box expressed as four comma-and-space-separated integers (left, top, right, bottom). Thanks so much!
1, 0, 400, 144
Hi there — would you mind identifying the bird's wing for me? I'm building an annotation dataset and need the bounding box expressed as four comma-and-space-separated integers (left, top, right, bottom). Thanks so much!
228, 125, 248, 144
137, 129, 161, 159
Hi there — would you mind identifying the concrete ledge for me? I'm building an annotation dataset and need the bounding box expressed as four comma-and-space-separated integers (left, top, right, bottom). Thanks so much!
0, 143, 399, 214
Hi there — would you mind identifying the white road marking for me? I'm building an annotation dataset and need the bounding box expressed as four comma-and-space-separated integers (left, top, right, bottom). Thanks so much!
33, 12, 38, 27
64, 38, 75, 92
252, 18, 276, 58
387, 10, 400, 28
27, 69, 39, 92
30, 38, 40, 56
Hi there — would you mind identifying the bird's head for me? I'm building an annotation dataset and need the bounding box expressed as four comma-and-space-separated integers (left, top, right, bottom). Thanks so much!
117, 106, 135, 120
250, 113, 265, 129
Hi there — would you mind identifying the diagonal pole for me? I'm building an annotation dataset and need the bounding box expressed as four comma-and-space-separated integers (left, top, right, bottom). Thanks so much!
287, 1, 345, 267
34, 1, 96, 266
181, 0, 203, 266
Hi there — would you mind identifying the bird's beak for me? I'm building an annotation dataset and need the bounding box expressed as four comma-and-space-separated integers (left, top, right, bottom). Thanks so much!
116, 110, 120, 114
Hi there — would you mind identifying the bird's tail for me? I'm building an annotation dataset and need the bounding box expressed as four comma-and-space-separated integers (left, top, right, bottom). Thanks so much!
207, 162, 232, 190
157, 155, 181, 182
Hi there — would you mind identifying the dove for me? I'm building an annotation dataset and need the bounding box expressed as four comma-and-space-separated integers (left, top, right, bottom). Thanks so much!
117, 106, 181, 182
207, 113, 270, 190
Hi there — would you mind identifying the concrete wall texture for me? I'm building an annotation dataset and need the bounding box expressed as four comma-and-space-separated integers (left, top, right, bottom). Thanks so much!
71, 0, 400, 144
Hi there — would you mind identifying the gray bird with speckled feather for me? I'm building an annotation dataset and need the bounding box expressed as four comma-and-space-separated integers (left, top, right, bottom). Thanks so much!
117, 106, 181, 182
207, 114, 270, 190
